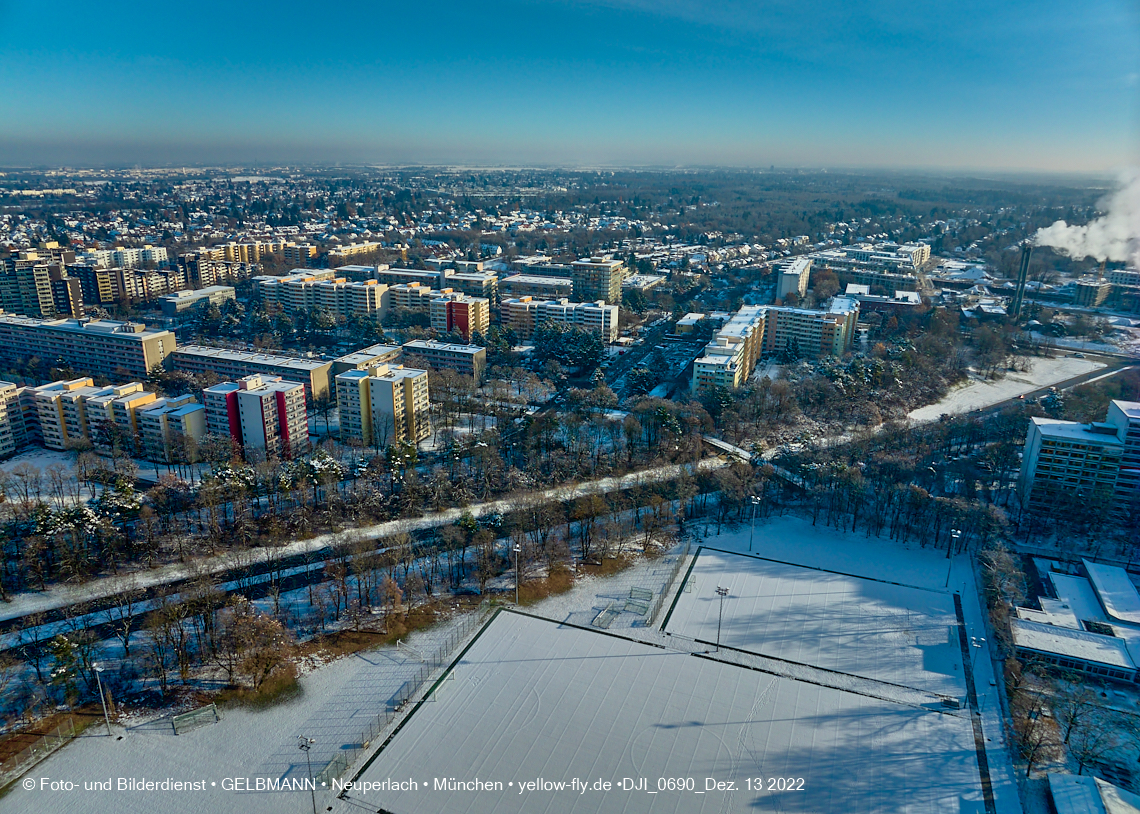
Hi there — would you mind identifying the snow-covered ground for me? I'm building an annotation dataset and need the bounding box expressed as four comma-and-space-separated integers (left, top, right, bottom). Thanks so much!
908, 356, 1105, 423
663, 548, 963, 697
338, 612, 983, 814
3, 515, 1022, 814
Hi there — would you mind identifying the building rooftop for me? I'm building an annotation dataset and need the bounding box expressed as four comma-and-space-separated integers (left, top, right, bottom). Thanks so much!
333, 344, 401, 365
402, 339, 484, 354
1011, 618, 1136, 670
1032, 417, 1126, 445
175, 344, 330, 371
1084, 559, 1140, 626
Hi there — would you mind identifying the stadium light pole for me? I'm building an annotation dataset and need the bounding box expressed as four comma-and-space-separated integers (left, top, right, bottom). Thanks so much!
298, 736, 317, 814
748, 496, 761, 552
715, 587, 728, 652
514, 545, 522, 605
945, 529, 961, 588
93, 662, 112, 737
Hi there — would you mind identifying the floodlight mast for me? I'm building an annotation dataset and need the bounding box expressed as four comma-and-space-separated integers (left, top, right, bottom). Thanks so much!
298, 736, 317, 814
715, 587, 729, 652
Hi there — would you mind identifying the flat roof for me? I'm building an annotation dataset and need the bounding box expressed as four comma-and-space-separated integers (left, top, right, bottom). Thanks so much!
663, 548, 963, 696
1033, 418, 1125, 445
334, 344, 401, 364
501, 273, 573, 285
1012, 618, 1136, 669
402, 340, 484, 354
1049, 572, 1108, 626
174, 344, 330, 371
339, 612, 983, 814
1084, 560, 1140, 626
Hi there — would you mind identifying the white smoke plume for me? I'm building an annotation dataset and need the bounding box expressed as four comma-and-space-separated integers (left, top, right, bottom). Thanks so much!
1034, 169, 1140, 266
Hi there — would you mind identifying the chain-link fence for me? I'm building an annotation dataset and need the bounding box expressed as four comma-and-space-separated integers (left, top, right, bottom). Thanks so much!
647, 539, 692, 627
316, 608, 490, 787
0, 717, 77, 789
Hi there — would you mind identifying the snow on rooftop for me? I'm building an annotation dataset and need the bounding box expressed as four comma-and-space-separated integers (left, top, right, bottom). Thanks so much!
338, 611, 983, 814
662, 548, 963, 697
1011, 618, 1136, 670
1083, 559, 1140, 626
1048, 572, 1108, 626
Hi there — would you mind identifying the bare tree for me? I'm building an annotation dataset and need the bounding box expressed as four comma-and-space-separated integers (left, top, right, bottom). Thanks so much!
104, 578, 144, 659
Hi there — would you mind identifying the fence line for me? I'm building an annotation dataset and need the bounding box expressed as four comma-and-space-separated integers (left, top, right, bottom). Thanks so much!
316, 608, 489, 787
647, 539, 692, 628
0, 717, 77, 788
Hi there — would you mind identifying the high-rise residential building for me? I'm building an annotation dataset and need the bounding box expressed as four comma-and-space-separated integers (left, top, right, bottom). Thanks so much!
500, 273, 574, 299
0, 382, 29, 458
1107, 401, 1140, 509
763, 297, 859, 359
430, 292, 490, 341
66, 263, 121, 305
254, 272, 389, 321
171, 345, 332, 402
570, 257, 626, 304
21, 378, 190, 453
692, 306, 768, 390
1074, 278, 1112, 307
327, 242, 384, 266
1018, 418, 1124, 512
335, 364, 430, 448
330, 344, 403, 377
135, 396, 207, 463
691, 299, 860, 390
400, 340, 486, 383
501, 297, 620, 342
0, 316, 175, 378
445, 272, 499, 302
775, 257, 812, 301
178, 252, 260, 289
203, 375, 309, 461
387, 282, 442, 312
282, 243, 318, 268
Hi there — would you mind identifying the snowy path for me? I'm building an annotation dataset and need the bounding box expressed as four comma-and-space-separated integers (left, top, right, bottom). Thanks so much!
0, 457, 726, 624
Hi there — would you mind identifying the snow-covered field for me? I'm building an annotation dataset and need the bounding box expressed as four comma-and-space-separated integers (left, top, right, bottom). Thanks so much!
908, 356, 1105, 423
3, 515, 1022, 814
663, 548, 963, 697
337, 612, 984, 814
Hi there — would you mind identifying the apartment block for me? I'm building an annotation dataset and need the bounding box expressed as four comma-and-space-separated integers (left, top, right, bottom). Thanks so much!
763, 297, 859, 359
255, 271, 389, 321
387, 282, 441, 312
326, 242, 384, 266
445, 272, 499, 302
500, 273, 574, 299
430, 292, 490, 341
335, 364, 430, 448
570, 257, 626, 304
171, 345, 331, 401
330, 344, 403, 377
501, 297, 620, 342
22, 378, 179, 452
400, 340, 487, 383
691, 298, 859, 390
692, 306, 767, 390
203, 375, 309, 461
1107, 269, 1140, 287
178, 253, 260, 289
159, 286, 236, 316
775, 257, 812, 300
0, 316, 175, 378
0, 382, 29, 458
135, 395, 207, 463
374, 268, 446, 288
1018, 418, 1124, 512
1074, 277, 1112, 307
282, 243, 318, 268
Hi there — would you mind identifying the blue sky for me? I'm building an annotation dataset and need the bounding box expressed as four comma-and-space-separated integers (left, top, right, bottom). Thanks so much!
0, 0, 1137, 171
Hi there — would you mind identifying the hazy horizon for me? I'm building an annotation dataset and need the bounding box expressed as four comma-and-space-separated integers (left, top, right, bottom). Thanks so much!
1, 0, 1138, 172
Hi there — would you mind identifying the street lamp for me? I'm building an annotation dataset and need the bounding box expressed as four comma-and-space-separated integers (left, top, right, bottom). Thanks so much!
715, 587, 729, 652
945, 528, 962, 588
747, 495, 761, 552
92, 662, 112, 737
970, 636, 986, 670
298, 736, 317, 814
514, 545, 522, 605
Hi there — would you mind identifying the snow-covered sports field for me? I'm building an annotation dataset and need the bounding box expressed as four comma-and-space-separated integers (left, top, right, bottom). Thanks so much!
662, 548, 964, 697
335, 611, 984, 814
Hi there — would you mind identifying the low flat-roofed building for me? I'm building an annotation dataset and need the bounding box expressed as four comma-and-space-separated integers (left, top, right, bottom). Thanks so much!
1083, 558, 1140, 627
1011, 617, 1137, 682
1048, 773, 1140, 814
621, 273, 666, 292
159, 285, 236, 316
330, 344, 402, 377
